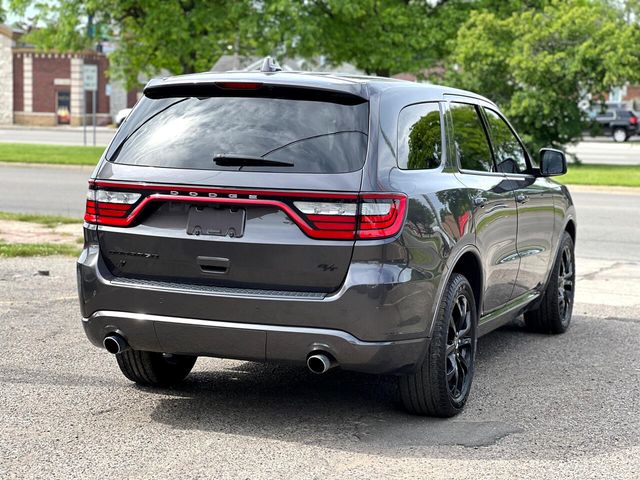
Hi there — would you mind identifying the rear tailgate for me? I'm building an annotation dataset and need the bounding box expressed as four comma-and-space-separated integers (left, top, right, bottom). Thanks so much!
90, 83, 370, 293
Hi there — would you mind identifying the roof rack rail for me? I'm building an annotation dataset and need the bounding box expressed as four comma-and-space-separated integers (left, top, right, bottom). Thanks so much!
260, 56, 282, 73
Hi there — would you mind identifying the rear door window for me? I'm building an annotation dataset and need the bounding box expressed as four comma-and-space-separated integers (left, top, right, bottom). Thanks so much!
108, 94, 369, 174
450, 103, 495, 172
397, 102, 443, 170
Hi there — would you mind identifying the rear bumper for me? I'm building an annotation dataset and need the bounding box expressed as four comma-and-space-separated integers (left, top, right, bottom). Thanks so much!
82, 310, 426, 374
78, 243, 436, 373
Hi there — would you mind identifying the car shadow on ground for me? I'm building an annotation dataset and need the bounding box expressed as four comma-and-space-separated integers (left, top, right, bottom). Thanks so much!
140, 322, 546, 455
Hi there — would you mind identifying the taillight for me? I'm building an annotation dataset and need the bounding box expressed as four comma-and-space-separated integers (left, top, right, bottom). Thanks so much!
294, 200, 359, 239
84, 187, 141, 225
293, 194, 406, 240
357, 194, 405, 239
630, 115, 638, 125
84, 181, 406, 240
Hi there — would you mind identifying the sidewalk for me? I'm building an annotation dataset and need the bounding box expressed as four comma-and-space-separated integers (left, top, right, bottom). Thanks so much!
0, 124, 115, 133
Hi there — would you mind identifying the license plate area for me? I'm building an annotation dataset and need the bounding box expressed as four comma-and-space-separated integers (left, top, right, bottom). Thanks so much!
186, 206, 245, 238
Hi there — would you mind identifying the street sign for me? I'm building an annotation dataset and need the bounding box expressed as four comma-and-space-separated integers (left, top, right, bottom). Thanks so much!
82, 64, 99, 147
83, 64, 98, 91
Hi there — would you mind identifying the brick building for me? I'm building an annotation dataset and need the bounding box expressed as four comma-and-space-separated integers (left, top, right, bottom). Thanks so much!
0, 24, 137, 126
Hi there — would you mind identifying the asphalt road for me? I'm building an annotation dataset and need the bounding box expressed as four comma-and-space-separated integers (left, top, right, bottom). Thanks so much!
0, 256, 638, 479
566, 140, 640, 165
0, 163, 93, 217
0, 126, 114, 147
1, 126, 640, 164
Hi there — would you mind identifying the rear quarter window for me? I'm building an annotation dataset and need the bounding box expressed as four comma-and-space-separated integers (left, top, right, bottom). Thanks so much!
107, 94, 369, 174
397, 102, 443, 170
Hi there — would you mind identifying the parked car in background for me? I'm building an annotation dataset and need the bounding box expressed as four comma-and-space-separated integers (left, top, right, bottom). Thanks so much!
589, 107, 638, 142
114, 108, 132, 126
78, 69, 576, 417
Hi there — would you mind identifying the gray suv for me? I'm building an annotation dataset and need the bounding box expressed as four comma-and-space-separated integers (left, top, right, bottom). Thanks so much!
78, 70, 576, 417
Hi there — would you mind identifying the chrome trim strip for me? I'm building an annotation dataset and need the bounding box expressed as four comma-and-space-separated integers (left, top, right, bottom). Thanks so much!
479, 290, 540, 325
83, 310, 417, 347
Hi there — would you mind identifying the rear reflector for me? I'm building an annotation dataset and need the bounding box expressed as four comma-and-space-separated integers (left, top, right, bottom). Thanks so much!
84, 182, 406, 240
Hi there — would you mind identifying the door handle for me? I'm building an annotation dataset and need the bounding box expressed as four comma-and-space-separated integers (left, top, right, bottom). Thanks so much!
473, 196, 487, 207
197, 256, 230, 275
516, 193, 529, 204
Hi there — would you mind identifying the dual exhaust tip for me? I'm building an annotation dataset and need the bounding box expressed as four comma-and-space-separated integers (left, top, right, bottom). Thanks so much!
306, 352, 336, 375
103, 334, 129, 355
104, 334, 337, 374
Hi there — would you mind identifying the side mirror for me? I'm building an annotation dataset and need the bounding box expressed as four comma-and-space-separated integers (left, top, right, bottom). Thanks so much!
539, 148, 567, 176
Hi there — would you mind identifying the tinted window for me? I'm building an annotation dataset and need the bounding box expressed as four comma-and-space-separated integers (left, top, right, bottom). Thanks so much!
397, 103, 442, 170
108, 95, 369, 173
483, 108, 529, 174
596, 110, 615, 120
450, 103, 494, 172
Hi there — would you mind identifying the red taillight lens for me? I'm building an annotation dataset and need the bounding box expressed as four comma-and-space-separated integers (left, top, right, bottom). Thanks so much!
84, 188, 141, 225
630, 115, 638, 125
293, 194, 406, 240
357, 194, 405, 239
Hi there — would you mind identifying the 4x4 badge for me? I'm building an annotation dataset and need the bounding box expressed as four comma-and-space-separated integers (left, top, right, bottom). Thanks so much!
318, 263, 337, 272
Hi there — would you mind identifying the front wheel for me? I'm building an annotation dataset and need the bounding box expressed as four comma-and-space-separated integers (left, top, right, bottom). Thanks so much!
399, 273, 477, 417
116, 349, 197, 387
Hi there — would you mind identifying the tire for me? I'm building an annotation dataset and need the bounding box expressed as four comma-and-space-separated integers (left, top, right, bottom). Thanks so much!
524, 231, 575, 334
115, 349, 197, 387
399, 273, 477, 417
613, 128, 628, 143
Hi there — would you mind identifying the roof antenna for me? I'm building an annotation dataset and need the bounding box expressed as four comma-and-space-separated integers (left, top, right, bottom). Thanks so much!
260, 56, 282, 73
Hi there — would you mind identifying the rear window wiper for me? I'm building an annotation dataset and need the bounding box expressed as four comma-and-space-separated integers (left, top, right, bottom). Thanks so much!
213, 154, 294, 167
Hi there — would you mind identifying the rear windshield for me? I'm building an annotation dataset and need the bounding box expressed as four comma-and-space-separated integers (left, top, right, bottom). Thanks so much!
107, 94, 369, 173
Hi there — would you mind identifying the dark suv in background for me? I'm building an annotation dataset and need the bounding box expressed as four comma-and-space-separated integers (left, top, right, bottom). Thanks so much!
78, 70, 576, 417
590, 107, 638, 142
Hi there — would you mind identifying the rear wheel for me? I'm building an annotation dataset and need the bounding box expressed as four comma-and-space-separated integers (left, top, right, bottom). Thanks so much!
613, 128, 628, 142
524, 231, 575, 334
116, 349, 197, 386
399, 273, 477, 417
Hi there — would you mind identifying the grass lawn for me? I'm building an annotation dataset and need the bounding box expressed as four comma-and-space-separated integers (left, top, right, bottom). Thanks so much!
561, 164, 640, 188
0, 241, 80, 257
0, 143, 103, 166
0, 211, 82, 228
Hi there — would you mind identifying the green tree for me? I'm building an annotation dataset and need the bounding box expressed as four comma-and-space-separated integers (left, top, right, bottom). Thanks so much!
8, 0, 281, 87
283, 0, 469, 77
406, 110, 442, 170
446, 0, 640, 152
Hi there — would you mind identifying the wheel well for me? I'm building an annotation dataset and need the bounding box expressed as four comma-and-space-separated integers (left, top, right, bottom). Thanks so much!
452, 252, 483, 314
565, 220, 576, 243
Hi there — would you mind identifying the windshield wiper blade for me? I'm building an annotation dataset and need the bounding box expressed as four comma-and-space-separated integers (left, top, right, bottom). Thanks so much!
213, 154, 294, 167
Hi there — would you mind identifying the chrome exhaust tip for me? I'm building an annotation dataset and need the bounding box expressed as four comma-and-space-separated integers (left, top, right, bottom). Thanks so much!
103, 334, 129, 354
306, 352, 336, 374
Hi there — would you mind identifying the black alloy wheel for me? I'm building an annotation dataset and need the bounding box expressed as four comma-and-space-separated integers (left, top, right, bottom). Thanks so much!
524, 231, 575, 334
446, 292, 474, 403
399, 273, 477, 417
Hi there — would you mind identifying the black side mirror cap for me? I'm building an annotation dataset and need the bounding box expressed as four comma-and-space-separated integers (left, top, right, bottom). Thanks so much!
539, 148, 567, 176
